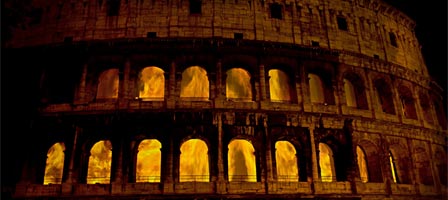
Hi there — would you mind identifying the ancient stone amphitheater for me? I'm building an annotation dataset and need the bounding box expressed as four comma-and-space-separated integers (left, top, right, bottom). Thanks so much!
6, 0, 447, 199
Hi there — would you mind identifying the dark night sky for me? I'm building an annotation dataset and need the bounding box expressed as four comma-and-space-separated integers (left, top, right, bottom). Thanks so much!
383, 0, 447, 109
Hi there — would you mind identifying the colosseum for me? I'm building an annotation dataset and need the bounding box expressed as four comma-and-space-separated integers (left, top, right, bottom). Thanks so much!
3, 0, 447, 199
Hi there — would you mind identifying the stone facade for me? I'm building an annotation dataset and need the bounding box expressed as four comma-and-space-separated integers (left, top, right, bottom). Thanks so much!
5, 0, 447, 200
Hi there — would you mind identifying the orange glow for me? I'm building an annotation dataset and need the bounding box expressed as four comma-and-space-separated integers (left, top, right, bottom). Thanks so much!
275, 141, 298, 181
389, 152, 397, 183
269, 69, 291, 102
226, 68, 252, 100
319, 143, 335, 182
228, 139, 257, 182
180, 66, 209, 99
139, 67, 165, 100
356, 146, 368, 183
344, 79, 357, 107
87, 140, 112, 184
43, 143, 65, 185
97, 69, 119, 99
136, 139, 162, 182
308, 74, 325, 103
179, 139, 209, 182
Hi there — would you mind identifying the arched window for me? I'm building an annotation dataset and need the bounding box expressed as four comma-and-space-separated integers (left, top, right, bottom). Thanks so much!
419, 93, 433, 123
434, 100, 447, 129
138, 67, 165, 100
319, 143, 335, 182
356, 146, 368, 183
136, 139, 162, 182
389, 151, 399, 183
398, 86, 417, 119
43, 142, 65, 184
275, 141, 298, 182
435, 150, 448, 185
415, 147, 434, 185
180, 66, 209, 99
228, 139, 257, 182
344, 79, 357, 107
308, 73, 325, 103
374, 79, 395, 114
179, 139, 209, 182
269, 69, 291, 102
97, 69, 119, 99
226, 68, 252, 100
87, 140, 112, 184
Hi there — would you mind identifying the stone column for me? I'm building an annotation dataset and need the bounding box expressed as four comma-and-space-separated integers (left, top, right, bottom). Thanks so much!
65, 126, 81, 184
111, 137, 124, 194
309, 125, 320, 181
259, 64, 267, 101
216, 60, 225, 100
163, 135, 174, 193
167, 61, 176, 108
216, 113, 226, 194
76, 64, 88, 104
406, 138, 419, 194
123, 60, 131, 99
264, 116, 274, 182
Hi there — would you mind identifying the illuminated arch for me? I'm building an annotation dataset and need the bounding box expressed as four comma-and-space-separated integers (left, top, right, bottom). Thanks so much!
275, 141, 298, 182
226, 68, 252, 100
138, 67, 165, 100
344, 79, 357, 107
180, 66, 209, 99
374, 79, 395, 114
87, 140, 112, 184
308, 73, 325, 103
43, 142, 65, 184
97, 69, 119, 99
228, 139, 257, 182
319, 143, 336, 182
389, 151, 399, 183
269, 69, 291, 102
179, 139, 209, 182
398, 86, 417, 119
418, 92, 433, 123
356, 146, 368, 183
136, 139, 162, 182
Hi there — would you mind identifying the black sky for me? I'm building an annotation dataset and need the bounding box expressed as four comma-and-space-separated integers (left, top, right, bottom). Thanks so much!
383, 0, 447, 108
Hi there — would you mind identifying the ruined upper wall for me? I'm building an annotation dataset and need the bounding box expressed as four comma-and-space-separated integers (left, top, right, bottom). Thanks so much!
7, 0, 427, 75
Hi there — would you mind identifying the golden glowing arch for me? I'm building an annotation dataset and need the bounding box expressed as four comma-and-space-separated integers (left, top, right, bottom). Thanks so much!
180, 66, 209, 99
269, 69, 292, 102
136, 139, 162, 182
275, 141, 298, 181
226, 68, 252, 100
87, 140, 112, 184
356, 146, 368, 183
179, 139, 209, 182
228, 139, 257, 182
308, 73, 325, 103
139, 66, 165, 100
319, 143, 335, 182
97, 69, 119, 99
344, 78, 357, 107
43, 142, 65, 185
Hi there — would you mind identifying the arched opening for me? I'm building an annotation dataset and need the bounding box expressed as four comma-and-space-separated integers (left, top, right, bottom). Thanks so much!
357, 141, 383, 183
419, 93, 433, 123
344, 79, 357, 107
398, 86, 417, 119
43, 142, 65, 184
179, 139, 209, 182
97, 69, 119, 99
308, 73, 325, 104
180, 66, 209, 99
374, 79, 395, 114
228, 139, 257, 182
136, 139, 162, 182
275, 141, 298, 182
87, 140, 112, 184
434, 100, 447, 129
226, 68, 252, 100
435, 150, 447, 185
138, 66, 165, 100
343, 73, 368, 109
269, 69, 291, 102
356, 146, 368, 183
319, 143, 336, 182
415, 147, 434, 185
389, 151, 399, 183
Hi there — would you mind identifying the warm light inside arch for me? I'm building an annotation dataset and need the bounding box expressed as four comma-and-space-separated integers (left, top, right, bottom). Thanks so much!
344, 78, 357, 107
136, 139, 162, 182
275, 141, 298, 181
228, 139, 257, 182
269, 69, 291, 102
87, 140, 112, 184
308, 74, 325, 103
180, 66, 209, 99
226, 68, 252, 100
179, 139, 209, 182
319, 143, 335, 182
356, 146, 368, 183
139, 67, 165, 100
43, 142, 65, 185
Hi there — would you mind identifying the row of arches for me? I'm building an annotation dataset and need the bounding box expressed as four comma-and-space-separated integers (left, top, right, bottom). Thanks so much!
43, 138, 446, 185
93, 66, 444, 127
